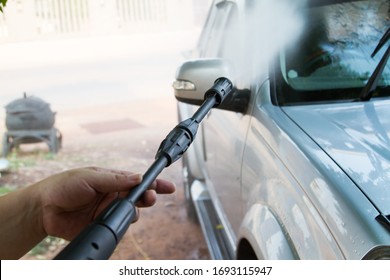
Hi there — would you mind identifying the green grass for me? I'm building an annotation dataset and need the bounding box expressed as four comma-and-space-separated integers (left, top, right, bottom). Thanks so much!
0, 185, 12, 196
27, 236, 66, 259
7, 150, 56, 170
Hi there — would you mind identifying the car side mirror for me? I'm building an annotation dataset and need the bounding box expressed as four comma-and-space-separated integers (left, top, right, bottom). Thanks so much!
172, 58, 250, 113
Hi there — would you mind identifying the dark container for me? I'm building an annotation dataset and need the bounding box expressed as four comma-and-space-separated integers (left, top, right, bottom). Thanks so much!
5, 93, 55, 131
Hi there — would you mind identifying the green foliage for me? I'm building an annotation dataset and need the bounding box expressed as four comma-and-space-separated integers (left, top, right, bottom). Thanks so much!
0, 0, 7, 13
7, 149, 55, 170
0, 186, 12, 196
28, 236, 66, 259
8, 151, 37, 170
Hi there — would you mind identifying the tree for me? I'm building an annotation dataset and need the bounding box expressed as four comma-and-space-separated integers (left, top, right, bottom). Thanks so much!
0, 0, 7, 13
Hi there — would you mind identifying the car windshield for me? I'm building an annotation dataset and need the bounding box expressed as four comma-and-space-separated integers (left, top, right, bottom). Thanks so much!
277, 0, 390, 105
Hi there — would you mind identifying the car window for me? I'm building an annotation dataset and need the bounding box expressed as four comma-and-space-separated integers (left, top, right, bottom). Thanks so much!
276, 0, 390, 105
198, 1, 236, 58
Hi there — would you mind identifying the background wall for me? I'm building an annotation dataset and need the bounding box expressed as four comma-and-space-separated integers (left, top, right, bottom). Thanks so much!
0, 0, 212, 43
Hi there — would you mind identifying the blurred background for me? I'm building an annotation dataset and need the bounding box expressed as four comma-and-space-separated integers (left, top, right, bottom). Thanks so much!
0, 0, 212, 260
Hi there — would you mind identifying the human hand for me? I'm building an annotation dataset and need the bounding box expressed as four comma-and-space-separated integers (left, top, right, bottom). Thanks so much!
36, 167, 176, 241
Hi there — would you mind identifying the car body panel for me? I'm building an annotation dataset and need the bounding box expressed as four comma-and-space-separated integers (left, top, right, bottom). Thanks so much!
238, 204, 299, 259
282, 100, 390, 215
203, 108, 250, 234
240, 80, 390, 259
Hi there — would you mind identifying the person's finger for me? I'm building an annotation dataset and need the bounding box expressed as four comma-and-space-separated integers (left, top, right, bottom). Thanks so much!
85, 166, 137, 176
132, 207, 140, 223
150, 178, 176, 194
75, 167, 143, 194
136, 189, 157, 207
116, 178, 175, 200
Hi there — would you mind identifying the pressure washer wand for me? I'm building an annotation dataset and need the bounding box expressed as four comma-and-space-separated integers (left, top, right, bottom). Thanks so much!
54, 77, 233, 260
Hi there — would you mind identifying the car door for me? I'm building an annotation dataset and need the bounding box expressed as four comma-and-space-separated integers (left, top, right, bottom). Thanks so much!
199, 1, 250, 236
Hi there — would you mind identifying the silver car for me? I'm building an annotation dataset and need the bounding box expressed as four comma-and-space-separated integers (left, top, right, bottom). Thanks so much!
173, 0, 390, 259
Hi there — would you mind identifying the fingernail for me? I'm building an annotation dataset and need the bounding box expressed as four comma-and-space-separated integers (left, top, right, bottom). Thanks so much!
133, 174, 143, 182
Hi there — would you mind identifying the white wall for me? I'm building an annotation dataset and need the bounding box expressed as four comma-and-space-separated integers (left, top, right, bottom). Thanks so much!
0, 0, 212, 42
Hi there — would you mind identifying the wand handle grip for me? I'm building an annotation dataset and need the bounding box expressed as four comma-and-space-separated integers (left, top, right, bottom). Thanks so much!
54, 199, 136, 260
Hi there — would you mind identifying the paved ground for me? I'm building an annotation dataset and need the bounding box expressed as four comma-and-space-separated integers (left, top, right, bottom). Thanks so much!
0, 31, 211, 260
